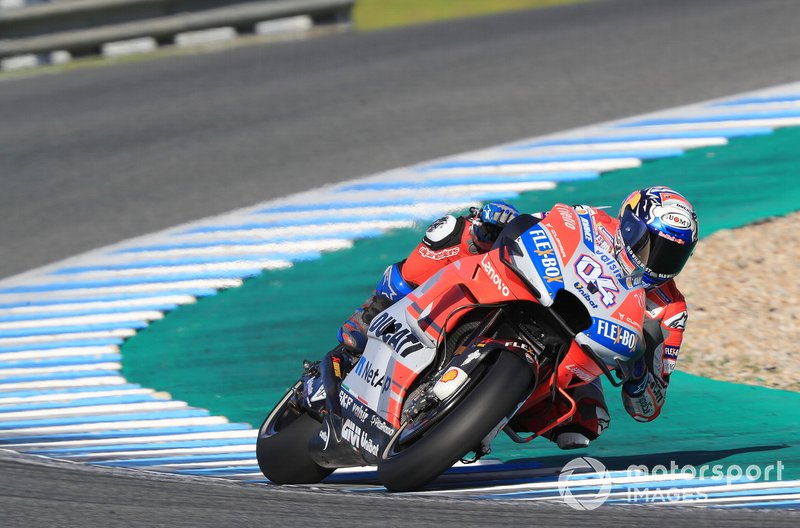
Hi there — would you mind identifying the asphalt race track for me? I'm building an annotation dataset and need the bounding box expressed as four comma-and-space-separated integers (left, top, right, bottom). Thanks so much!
2, 450, 799, 527
5, 0, 800, 280
2, 0, 800, 524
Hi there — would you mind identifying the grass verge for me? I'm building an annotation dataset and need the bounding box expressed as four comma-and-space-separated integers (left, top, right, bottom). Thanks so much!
353, 0, 590, 31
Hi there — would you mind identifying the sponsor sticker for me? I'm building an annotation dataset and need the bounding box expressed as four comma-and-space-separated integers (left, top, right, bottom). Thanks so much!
462, 351, 482, 365
433, 367, 468, 401
566, 363, 594, 382
440, 368, 460, 383
342, 419, 379, 456
593, 318, 639, 354
573, 281, 599, 309
524, 227, 564, 284
575, 254, 619, 307
419, 246, 460, 260
579, 214, 595, 250
351, 402, 369, 422
339, 390, 354, 411
661, 212, 692, 229
481, 254, 511, 296
368, 313, 425, 357
370, 415, 394, 436
664, 346, 680, 359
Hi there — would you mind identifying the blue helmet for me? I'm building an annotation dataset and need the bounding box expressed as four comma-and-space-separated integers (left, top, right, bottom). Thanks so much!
614, 186, 699, 289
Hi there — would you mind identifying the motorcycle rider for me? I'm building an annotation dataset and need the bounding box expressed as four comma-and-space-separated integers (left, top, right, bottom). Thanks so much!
333, 187, 699, 450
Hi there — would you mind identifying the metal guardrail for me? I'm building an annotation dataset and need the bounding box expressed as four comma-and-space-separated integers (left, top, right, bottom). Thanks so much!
0, 0, 354, 60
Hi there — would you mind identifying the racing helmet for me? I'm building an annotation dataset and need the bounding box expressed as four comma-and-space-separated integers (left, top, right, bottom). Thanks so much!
614, 186, 699, 289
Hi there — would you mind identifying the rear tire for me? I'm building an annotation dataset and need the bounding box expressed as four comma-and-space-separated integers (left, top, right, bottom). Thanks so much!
377, 350, 533, 492
256, 386, 334, 484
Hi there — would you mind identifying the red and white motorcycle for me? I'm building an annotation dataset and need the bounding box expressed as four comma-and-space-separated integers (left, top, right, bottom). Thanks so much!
256, 204, 645, 491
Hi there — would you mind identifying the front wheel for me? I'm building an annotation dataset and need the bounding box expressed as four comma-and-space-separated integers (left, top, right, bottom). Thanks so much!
256, 383, 334, 484
377, 351, 534, 492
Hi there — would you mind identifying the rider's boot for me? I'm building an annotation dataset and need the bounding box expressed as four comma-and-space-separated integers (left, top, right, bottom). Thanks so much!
337, 295, 393, 355
546, 379, 610, 450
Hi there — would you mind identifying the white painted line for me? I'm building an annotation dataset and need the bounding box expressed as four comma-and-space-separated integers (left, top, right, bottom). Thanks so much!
176, 220, 415, 240
1, 429, 256, 449
444, 182, 558, 193
625, 117, 800, 131
531, 478, 800, 506
330, 183, 556, 197
420, 158, 641, 176
0, 345, 120, 362
112, 239, 355, 260
0, 416, 230, 434
207, 472, 264, 480
0, 362, 122, 378
69, 443, 255, 459
157, 459, 258, 469
250, 202, 479, 220
417, 471, 693, 495
52, 261, 292, 280
0, 329, 135, 347
0, 376, 128, 391
0, 311, 163, 331
0, 279, 244, 303
650, 492, 800, 506
0, 400, 188, 420
0, 387, 152, 405
708, 101, 800, 112
514, 137, 727, 153
0, 296, 197, 317
102, 37, 158, 58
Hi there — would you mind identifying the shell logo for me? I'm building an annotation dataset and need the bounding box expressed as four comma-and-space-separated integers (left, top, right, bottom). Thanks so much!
440, 369, 460, 383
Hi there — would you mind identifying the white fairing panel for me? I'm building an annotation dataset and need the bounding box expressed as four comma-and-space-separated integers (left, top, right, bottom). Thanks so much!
341, 295, 437, 419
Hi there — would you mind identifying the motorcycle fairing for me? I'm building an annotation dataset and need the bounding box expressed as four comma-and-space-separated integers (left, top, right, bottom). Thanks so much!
510, 204, 645, 366
339, 245, 540, 433
341, 294, 438, 428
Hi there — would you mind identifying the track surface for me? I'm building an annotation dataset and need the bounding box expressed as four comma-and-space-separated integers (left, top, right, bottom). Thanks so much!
5, 0, 800, 280
2, 450, 799, 527
2, 0, 800, 524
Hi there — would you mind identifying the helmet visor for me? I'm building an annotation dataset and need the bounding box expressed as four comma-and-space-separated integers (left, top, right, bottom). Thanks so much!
619, 208, 651, 270
645, 231, 695, 279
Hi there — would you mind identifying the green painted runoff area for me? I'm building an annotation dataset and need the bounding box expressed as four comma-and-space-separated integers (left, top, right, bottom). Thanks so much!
122, 126, 800, 477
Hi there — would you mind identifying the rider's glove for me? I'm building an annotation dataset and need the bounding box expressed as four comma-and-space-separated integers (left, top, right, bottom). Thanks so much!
621, 356, 666, 422
470, 201, 519, 250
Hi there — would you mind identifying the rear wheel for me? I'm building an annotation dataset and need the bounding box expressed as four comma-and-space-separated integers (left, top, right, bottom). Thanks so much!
377, 350, 534, 492
256, 383, 334, 484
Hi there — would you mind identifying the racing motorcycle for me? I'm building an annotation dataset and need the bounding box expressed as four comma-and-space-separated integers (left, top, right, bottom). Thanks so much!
256, 204, 645, 492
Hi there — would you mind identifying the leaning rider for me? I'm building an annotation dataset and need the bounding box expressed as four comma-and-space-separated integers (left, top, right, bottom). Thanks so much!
333, 187, 699, 450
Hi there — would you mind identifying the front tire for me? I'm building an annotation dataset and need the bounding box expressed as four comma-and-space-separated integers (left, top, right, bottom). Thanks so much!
256, 385, 334, 484
377, 351, 534, 492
